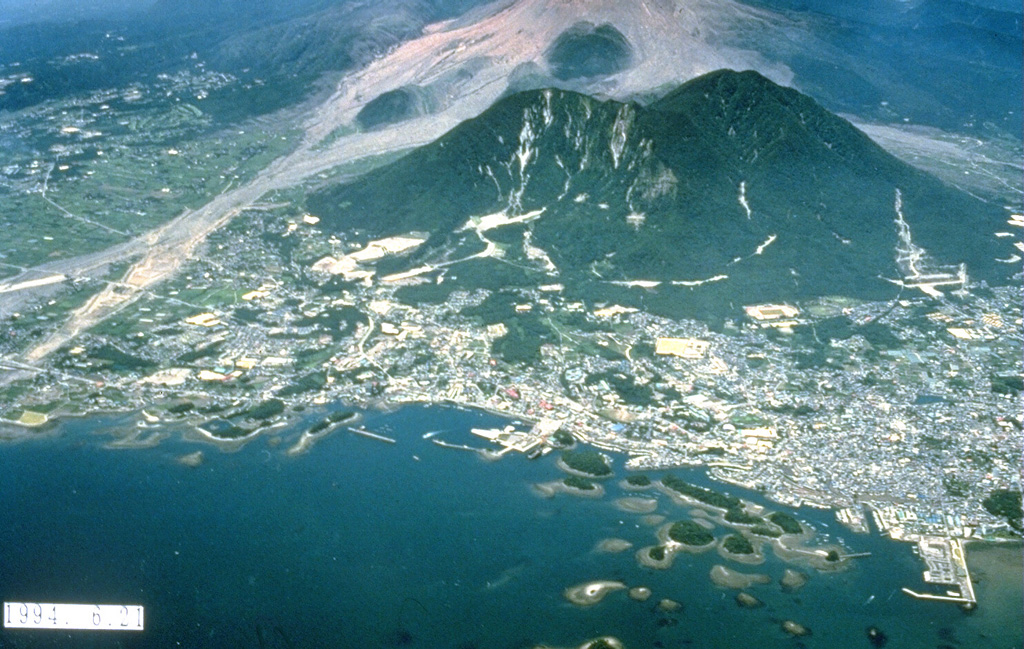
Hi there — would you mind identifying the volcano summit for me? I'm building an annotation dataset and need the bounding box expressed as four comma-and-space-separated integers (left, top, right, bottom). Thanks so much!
308, 69, 1007, 317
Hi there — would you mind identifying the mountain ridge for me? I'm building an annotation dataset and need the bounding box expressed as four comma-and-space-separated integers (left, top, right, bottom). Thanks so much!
307, 69, 1010, 316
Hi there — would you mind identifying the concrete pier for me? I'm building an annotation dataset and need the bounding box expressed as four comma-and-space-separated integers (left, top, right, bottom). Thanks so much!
903, 536, 976, 607
349, 427, 396, 444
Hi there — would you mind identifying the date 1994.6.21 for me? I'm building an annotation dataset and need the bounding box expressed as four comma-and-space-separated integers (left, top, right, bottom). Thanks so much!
4, 602, 144, 631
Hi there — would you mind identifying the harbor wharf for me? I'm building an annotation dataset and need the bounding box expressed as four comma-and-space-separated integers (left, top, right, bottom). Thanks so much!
902, 536, 976, 607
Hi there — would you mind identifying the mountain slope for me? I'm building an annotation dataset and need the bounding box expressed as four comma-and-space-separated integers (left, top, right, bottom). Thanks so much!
307, 70, 1010, 315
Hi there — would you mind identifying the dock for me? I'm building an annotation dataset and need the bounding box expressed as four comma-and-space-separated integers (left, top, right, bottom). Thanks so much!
836, 506, 870, 534
431, 439, 486, 453
470, 418, 562, 456
902, 536, 976, 607
901, 588, 973, 605
348, 427, 396, 444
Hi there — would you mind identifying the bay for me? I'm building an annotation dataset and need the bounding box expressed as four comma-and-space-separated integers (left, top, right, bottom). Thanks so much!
0, 404, 1020, 648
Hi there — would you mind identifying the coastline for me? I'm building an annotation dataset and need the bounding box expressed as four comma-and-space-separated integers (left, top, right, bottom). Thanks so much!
0, 405, 126, 440
2, 398, 1019, 647
5, 398, 1016, 614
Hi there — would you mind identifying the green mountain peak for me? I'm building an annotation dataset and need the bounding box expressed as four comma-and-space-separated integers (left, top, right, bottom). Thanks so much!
306, 69, 1009, 317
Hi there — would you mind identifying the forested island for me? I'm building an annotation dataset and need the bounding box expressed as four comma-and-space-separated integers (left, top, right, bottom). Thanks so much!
306, 409, 357, 435
722, 534, 755, 555
768, 512, 803, 535
749, 524, 783, 538
668, 520, 714, 547
662, 474, 740, 510
561, 449, 612, 477
564, 475, 597, 491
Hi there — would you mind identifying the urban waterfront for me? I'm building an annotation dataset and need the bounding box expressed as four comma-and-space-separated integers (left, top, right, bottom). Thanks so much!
1, 404, 1020, 649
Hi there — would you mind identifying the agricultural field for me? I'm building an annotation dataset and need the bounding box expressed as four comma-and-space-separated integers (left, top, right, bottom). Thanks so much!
0, 65, 301, 278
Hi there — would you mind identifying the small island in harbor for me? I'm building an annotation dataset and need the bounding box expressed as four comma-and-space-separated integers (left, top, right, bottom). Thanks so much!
748, 523, 783, 538
659, 473, 740, 511
195, 418, 259, 444
531, 636, 625, 649
771, 538, 851, 572
533, 477, 606, 499
564, 475, 596, 491
614, 496, 658, 514
621, 473, 846, 578
620, 474, 652, 490
562, 475, 603, 497
718, 533, 766, 565
735, 591, 763, 608
635, 521, 717, 570
654, 521, 716, 556
176, 450, 204, 467
667, 520, 715, 548
782, 620, 811, 637
723, 533, 755, 555
657, 474, 803, 536
563, 580, 627, 606
709, 564, 771, 589
559, 449, 613, 478
781, 568, 809, 591
595, 538, 633, 553
636, 544, 675, 569
580, 637, 626, 649
768, 511, 804, 535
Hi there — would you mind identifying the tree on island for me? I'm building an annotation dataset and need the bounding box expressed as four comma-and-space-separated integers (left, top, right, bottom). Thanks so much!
562, 449, 612, 477
825, 549, 841, 562
327, 409, 356, 423
564, 475, 596, 491
662, 474, 740, 510
725, 506, 763, 525
550, 429, 575, 448
243, 398, 285, 421
723, 534, 755, 555
648, 545, 667, 561
626, 474, 651, 487
668, 520, 714, 546
750, 524, 783, 538
768, 512, 803, 535
308, 419, 331, 434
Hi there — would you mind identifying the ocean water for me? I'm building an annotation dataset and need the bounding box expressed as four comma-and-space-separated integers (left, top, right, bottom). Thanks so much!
0, 404, 1020, 649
